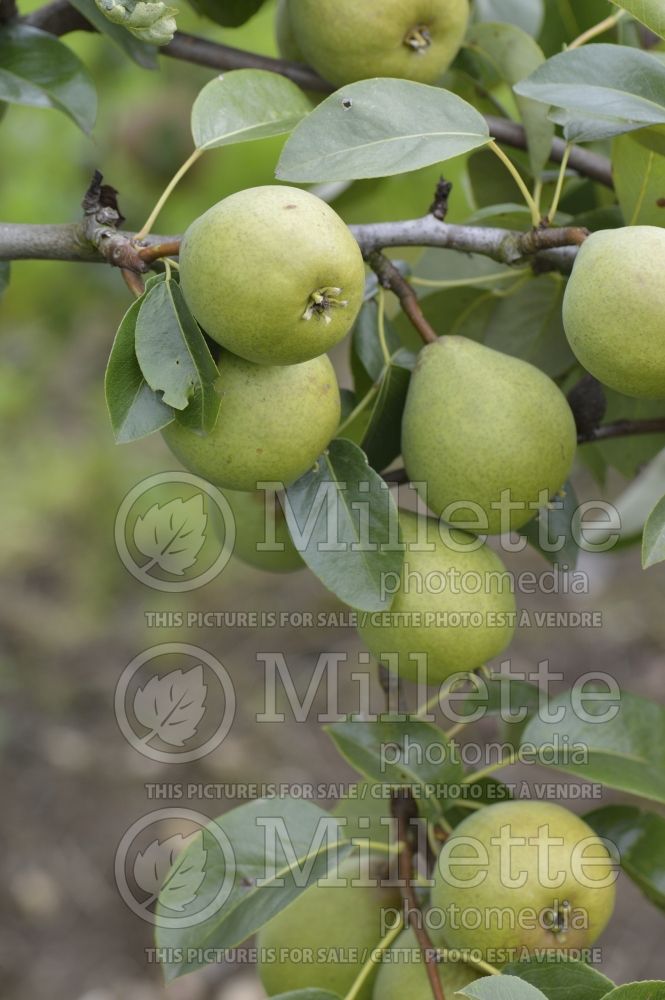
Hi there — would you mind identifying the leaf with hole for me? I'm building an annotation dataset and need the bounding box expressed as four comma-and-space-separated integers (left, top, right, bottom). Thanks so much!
277, 79, 490, 182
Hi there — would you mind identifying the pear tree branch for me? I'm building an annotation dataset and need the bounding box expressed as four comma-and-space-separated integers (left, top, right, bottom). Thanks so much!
23, 0, 614, 189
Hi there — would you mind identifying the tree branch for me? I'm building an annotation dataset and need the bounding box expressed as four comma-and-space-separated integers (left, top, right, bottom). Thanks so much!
393, 789, 446, 1000
0, 216, 587, 273
0, 0, 18, 23
369, 250, 438, 345
579, 418, 665, 444
24, 0, 614, 189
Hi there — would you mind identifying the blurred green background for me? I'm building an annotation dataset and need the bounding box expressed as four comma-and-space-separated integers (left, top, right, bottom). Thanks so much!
2, 2, 665, 998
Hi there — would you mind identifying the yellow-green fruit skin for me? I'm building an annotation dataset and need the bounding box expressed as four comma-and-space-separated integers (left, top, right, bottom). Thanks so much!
562, 226, 665, 399
357, 510, 516, 685
162, 350, 340, 492
431, 802, 617, 966
275, 0, 303, 62
374, 928, 479, 999
402, 337, 577, 534
217, 490, 303, 572
257, 861, 400, 1000
179, 186, 366, 366
287, 0, 470, 87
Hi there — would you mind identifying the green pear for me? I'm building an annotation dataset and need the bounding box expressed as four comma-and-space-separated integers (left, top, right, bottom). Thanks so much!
257, 856, 401, 1000
162, 350, 340, 492
430, 801, 617, 966
275, 0, 303, 62
356, 510, 516, 685
286, 0, 470, 87
401, 337, 577, 534
179, 186, 366, 366
563, 226, 665, 399
216, 489, 304, 573
373, 927, 480, 999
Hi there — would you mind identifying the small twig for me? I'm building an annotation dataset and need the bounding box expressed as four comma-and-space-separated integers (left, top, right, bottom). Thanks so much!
579, 417, 665, 444
392, 789, 446, 1000
368, 250, 438, 345
429, 179, 453, 222
137, 239, 182, 265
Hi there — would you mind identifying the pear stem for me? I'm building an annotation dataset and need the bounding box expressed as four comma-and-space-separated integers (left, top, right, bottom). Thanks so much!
377, 288, 391, 366
546, 142, 573, 223
488, 141, 541, 227
343, 916, 404, 1000
135, 147, 203, 241
438, 949, 501, 977
368, 250, 438, 345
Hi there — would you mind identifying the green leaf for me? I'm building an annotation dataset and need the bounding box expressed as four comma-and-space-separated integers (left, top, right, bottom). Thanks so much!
514, 44, 665, 142
613, 126, 665, 227
68, 0, 158, 67
191, 69, 312, 151
0, 24, 97, 133
643, 493, 665, 567
135, 275, 220, 432
358, 360, 412, 473
284, 438, 403, 612
0, 261, 9, 298
104, 296, 174, 443
602, 986, 665, 1000
520, 480, 580, 569
277, 79, 490, 183
612, 0, 665, 39
466, 22, 554, 177
155, 799, 350, 981
474, 0, 545, 36
187, 0, 266, 27
458, 976, 549, 999
586, 805, 665, 910
521, 689, 665, 805
352, 299, 404, 384
503, 957, 614, 999
327, 718, 462, 819
271, 993, 341, 1000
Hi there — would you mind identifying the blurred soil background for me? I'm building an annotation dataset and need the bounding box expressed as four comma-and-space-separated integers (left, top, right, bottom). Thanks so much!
1, 2, 665, 997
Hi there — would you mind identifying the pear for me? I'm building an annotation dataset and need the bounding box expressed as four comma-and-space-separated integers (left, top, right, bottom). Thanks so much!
286, 0, 470, 88
162, 350, 340, 492
430, 801, 617, 966
563, 226, 665, 399
373, 927, 480, 999
215, 489, 304, 573
401, 337, 577, 534
179, 186, 366, 366
275, 0, 303, 62
257, 855, 400, 1000
356, 510, 516, 685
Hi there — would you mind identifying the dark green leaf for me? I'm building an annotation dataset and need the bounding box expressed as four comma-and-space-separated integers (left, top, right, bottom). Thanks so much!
521, 689, 665, 804
277, 79, 490, 182
359, 361, 412, 473
602, 986, 665, 1000
585, 805, 665, 910
612, 0, 665, 39
352, 299, 404, 383
187, 0, 265, 27
474, 0, 545, 36
104, 297, 174, 443
192, 69, 312, 151
327, 718, 462, 819
466, 22, 554, 177
515, 45, 665, 142
613, 127, 665, 227
135, 275, 220, 432
284, 438, 403, 611
0, 24, 96, 133
68, 0, 158, 67
503, 957, 614, 999
155, 799, 350, 981
643, 494, 665, 568
458, 977, 549, 999
521, 479, 580, 569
